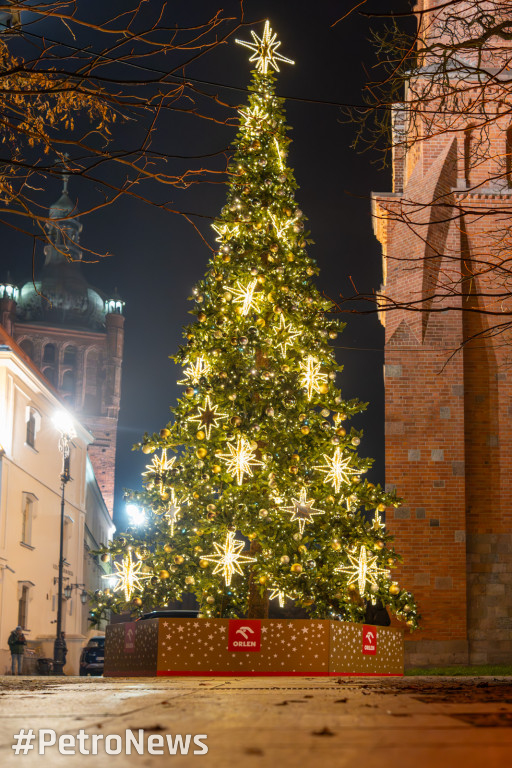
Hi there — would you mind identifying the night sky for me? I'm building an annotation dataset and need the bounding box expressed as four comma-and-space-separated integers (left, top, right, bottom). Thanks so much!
2, 2, 409, 531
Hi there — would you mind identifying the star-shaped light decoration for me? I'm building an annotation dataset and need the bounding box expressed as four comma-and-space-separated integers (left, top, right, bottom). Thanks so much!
164, 488, 187, 536
224, 278, 262, 316
270, 213, 296, 245
335, 545, 389, 597
219, 435, 264, 485
372, 508, 386, 531
299, 356, 328, 401
178, 357, 210, 386
268, 586, 293, 608
272, 313, 300, 356
189, 395, 227, 440
239, 104, 267, 135
142, 448, 176, 495
236, 20, 295, 74
102, 550, 150, 602
315, 447, 360, 494
211, 221, 241, 243
282, 488, 325, 534
203, 531, 256, 586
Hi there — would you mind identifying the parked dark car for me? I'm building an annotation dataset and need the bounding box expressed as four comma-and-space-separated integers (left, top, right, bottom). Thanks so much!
137, 609, 200, 621
79, 636, 105, 676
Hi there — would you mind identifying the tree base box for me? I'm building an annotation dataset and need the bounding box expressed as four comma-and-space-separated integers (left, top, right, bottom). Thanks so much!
104, 619, 403, 677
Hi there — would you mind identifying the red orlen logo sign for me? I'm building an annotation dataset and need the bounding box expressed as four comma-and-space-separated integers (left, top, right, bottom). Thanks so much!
362, 625, 377, 655
228, 619, 262, 652
124, 622, 136, 653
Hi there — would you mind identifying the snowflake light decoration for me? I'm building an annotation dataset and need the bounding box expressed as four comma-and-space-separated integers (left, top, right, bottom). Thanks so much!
282, 488, 324, 534
299, 355, 328, 400
315, 447, 359, 493
103, 550, 150, 601
203, 531, 256, 586
178, 357, 210, 385
219, 436, 264, 485
335, 545, 389, 597
236, 20, 295, 74
189, 395, 227, 440
224, 278, 262, 316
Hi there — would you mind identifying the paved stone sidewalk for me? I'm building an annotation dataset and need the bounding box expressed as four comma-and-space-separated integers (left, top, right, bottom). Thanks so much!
1, 676, 511, 767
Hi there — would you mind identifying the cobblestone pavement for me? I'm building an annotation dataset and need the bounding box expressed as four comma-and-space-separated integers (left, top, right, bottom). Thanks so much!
1, 676, 511, 767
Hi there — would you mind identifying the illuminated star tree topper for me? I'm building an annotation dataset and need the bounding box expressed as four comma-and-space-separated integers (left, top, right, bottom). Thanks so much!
236, 20, 295, 74
203, 531, 257, 586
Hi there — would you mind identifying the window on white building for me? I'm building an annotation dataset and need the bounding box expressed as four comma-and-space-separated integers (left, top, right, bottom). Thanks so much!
21, 493, 37, 546
17, 583, 33, 630
25, 407, 41, 449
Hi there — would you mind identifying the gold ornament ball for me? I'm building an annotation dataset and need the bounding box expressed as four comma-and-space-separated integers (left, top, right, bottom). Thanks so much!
197, 311, 207, 322
206, 596, 215, 604
300, 425, 310, 435
158, 570, 170, 579
160, 428, 171, 438
378, 503, 386, 512
196, 430, 206, 441
199, 559, 209, 569
100, 553, 110, 562
298, 544, 308, 554
185, 387, 195, 398
163, 544, 173, 554
132, 597, 143, 606
351, 476, 360, 484
247, 532, 257, 541
336, 427, 346, 437
375, 540, 385, 550
160, 491, 170, 500
196, 447, 208, 459
280, 555, 290, 564
319, 383, 329, 394
185, 576, 195, 585
289, 465, 298, 474
290, 563, 303, 574
348, 583, 357, 592
331, 540, 341, 551
212, 464, 222, 474
351, 436, 361, 446
406, 619, 415, 627
173, 555, 185, 565
142, 444, 154, 454
258, 575, 268, 584
326, 495, 335, 504
389, 582, 400, 595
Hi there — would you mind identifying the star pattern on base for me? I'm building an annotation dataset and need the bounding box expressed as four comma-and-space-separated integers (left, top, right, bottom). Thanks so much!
189, 395, 227, 439
281, 488, 324, 534
236, 20, 295, 74
203, 531, 256, 585
103, 550, 150, 602
335, 545, 389, 597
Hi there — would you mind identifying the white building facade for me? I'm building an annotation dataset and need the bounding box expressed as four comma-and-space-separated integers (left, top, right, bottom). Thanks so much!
0, 328, 113, 674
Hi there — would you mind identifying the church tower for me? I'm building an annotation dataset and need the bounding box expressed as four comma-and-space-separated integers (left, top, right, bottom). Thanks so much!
0, 177, 124, 517
373, 0, 512, 664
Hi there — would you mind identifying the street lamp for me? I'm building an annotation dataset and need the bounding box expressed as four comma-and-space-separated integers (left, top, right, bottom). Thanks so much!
53, 411, 76, 675
63, 583, 88, 604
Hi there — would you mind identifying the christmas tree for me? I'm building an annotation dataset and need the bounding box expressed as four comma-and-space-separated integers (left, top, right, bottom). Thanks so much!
91, 22, 419, 630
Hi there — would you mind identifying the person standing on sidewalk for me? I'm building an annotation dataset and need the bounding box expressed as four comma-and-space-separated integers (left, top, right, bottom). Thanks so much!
8, 626, 27, 675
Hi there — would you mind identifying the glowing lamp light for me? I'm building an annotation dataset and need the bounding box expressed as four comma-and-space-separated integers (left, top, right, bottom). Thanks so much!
53, 411, 76, 439
126, 504, 146, 527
